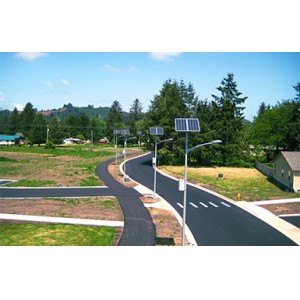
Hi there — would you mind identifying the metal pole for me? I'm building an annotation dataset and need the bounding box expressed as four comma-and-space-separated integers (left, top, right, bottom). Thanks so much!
46, 125, 49, 143
115, 134, 118, 166
182, 132, 188, 246
153, 135, 157, 199
124, 137, 127, 177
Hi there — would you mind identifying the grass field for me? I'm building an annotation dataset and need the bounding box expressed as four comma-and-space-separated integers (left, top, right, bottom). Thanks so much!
0, 224, 117, 246
160, 165, 299, 201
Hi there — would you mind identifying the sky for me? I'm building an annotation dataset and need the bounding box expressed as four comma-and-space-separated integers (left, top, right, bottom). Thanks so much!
0, 52, 299, 121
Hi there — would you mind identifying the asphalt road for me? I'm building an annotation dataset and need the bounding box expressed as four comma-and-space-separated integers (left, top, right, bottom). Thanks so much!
0, 187, 113, 198
126, 153, 297, 246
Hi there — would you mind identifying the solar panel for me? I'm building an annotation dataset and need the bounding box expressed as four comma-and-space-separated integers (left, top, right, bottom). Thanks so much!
175, 118, 200, 132
150, 127, 164, 135
113, 130, 121, 134
121, 129, 130, 135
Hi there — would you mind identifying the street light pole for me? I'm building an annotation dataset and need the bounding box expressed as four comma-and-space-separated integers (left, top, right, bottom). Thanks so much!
153, 137, 173, 199
181, 139, 222, 246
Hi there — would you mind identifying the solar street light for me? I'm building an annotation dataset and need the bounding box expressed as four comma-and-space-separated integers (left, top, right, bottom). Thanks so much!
175, 118, 221, 246
150, 127, 171, 199
113, 130, 121, 166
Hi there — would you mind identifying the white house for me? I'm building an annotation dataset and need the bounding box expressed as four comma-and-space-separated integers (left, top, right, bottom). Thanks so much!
273, 151, 300, 192
0, 135, 23, 145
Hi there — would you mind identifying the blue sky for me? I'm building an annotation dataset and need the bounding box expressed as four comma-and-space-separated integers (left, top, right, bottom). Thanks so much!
0, 52, 299, 121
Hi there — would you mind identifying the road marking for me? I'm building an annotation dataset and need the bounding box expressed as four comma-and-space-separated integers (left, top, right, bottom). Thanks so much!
177, 203, 183, 208
209, 202, 218, 208
221, 201, 231, 207
189, 202, 198, 208
199, 202, 208, 208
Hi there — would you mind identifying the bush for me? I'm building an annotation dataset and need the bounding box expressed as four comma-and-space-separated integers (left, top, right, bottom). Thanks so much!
45, 141, 56, 149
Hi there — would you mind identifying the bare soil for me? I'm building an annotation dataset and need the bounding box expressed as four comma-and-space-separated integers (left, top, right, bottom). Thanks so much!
260, 202, 300, 216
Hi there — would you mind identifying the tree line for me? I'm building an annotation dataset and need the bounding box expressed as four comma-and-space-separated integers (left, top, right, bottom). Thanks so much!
1, 75, 299, 166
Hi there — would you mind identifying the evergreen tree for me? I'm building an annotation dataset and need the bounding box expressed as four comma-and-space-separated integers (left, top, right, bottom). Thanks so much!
48, 117, 65, 144
127, 98, 143, 134
257, 101, 271, 117
106, 100, 123, 140
7, 108, 20, 135
211, 73, 247, 165
293, 82, 300, 100
28, 113, 47, 146
144, 79, 190, 164
20, 102, 36, 138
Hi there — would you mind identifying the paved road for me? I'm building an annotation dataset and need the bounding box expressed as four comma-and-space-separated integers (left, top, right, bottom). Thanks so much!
0, 156, 156, 246
126, 153, 297, 246
0, 187, 113, 198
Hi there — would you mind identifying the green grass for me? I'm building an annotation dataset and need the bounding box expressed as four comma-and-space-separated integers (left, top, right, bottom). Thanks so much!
6, 179, 57, 187
0, 156, 18, 162
0, 224, 117, 246
0, 146, 114, 158
160, 166, 299, 201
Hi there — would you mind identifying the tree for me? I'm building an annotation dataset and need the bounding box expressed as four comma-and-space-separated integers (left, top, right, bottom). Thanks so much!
293, 82, 300, 100
7, 108, 20, 135
48, 117, 65, 144
211, 73, 247, 165
127, 98, 143, 134
28, 113, 47, 146
144, 79, 190, 164
257, 101, 271, 117
251, 100, 299, 152
105, 100, 123, 141
20, 102, 36, 138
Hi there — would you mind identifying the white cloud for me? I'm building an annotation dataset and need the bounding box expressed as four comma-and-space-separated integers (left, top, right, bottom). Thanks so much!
149, 52, 182, 62
0, 91, 4, 102
61, 79, 69, 86
15, 52, 48, 62
126, 66, 138, 72
102, 64, 121, 72
46, 81, 54, 88
14, 103, 24, 111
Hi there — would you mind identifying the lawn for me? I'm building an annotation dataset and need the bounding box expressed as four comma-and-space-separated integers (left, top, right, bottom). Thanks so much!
0, 224, 117, 246
159, 166, 299, 201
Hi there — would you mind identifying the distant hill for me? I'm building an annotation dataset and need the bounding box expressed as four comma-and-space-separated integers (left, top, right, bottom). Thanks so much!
39, 103, 129, 122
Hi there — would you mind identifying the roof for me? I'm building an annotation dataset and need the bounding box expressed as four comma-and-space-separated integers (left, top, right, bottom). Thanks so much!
0, 135, 22, 141
274, 151, 300, 171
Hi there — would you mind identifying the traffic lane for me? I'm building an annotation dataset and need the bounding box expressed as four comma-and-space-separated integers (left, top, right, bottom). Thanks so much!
181, 195, 296, 245
161, 184, 296, 245
0, 187, 114, 198
126, 154, 297, 246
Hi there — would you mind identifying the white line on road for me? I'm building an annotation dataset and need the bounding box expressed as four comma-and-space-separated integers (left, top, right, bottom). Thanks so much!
221, 201, 231, 207
199, 202, 208, 208
189, 202, 198, 208
177, 203, 183, 208
209, 202, 218, 207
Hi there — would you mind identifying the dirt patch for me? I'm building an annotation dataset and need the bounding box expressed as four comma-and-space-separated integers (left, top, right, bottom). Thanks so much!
108, 162, 137, 188
0, 197, 123, 221
259, 202, 300, 215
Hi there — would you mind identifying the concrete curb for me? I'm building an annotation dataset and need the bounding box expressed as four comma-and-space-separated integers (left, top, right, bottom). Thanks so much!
0, 213, 124, 227
121, 153, 198, 246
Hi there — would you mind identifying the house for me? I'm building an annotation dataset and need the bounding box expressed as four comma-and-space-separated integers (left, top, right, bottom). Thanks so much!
0, 135, 23, 145
273, 151, 300, 192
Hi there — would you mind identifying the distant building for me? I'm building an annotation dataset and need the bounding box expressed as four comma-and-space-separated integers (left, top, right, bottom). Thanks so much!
63, 138, 83, 144
273, 151, 300, 192
0, 135, 23, 145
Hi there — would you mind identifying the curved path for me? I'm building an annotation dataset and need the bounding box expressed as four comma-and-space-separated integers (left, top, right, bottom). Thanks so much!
95, 157, 156, 246
0, 156, 156, 246
126, 153, 297, 246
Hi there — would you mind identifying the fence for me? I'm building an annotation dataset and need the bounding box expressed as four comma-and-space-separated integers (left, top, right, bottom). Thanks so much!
255, 160, 274, 178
